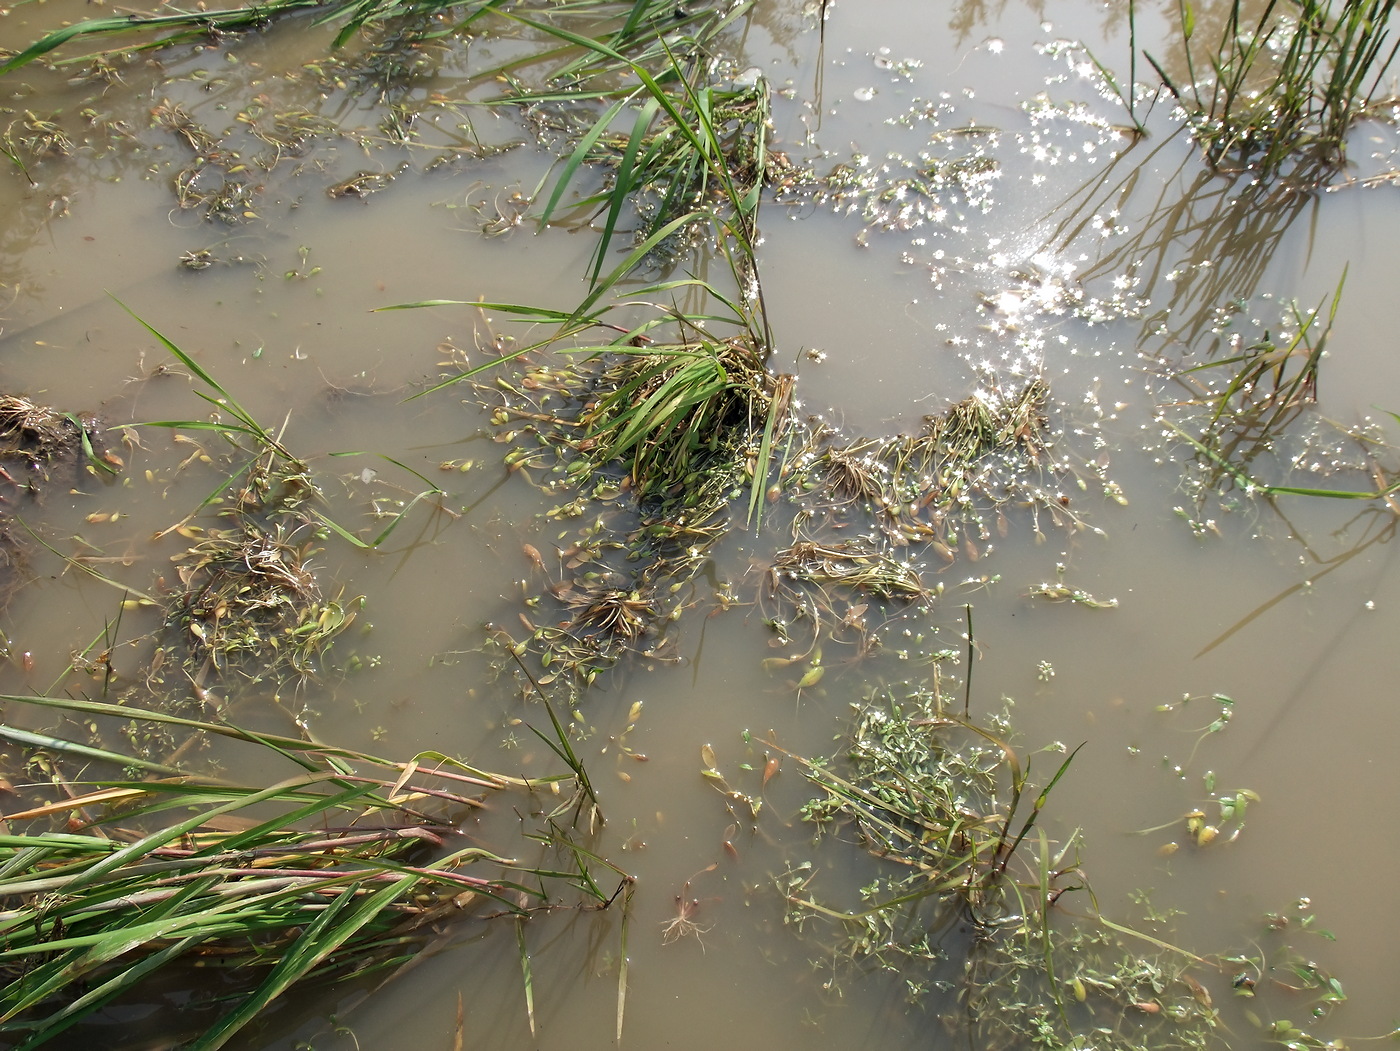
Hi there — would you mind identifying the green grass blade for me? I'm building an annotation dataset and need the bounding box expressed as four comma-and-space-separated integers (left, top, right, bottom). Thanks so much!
569, 210, 708, 321
403, 329, 595, 399
110, 297, 229, 403
190, 874, 416, 1051
0, 694, 518, 790
539, 93, 634, 230
112, 296, 290, 453
588, 96, 662, 286
138, 419, 268, 441
326, 451, 445, 492
61, 413, 118, 475
13, 936, 199, 1049
746, 379, 782, 529
55, 773, 346, 894
515, 916, 536, 1037
0, 11, 234, 74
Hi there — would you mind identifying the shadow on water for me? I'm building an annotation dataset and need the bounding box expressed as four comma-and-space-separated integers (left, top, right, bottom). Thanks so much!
1043, 124, 1324, 353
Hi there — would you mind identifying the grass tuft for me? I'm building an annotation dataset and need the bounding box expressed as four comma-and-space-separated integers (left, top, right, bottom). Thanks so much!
1145, 0, 1400, 184
0, 699, 553, 1050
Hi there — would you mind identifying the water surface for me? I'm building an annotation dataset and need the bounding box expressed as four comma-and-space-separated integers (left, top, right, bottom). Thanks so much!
2, 1, 1399, 1048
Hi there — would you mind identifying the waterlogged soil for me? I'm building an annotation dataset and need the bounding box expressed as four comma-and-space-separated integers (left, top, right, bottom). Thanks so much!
3, 0, 1400, 1048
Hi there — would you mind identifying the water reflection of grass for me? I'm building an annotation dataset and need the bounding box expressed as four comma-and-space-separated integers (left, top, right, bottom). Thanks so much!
1044, 106, 1400, 512
1046, 131, 1317, 349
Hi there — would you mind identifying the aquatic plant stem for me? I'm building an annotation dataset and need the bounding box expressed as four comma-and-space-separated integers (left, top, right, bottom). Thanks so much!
963, 603, 974, 719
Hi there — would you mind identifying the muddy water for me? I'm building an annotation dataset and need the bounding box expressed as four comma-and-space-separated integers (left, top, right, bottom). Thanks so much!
2, 0, 1400, 1048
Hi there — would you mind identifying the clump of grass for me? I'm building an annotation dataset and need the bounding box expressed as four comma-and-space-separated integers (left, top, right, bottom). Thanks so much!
579, 335, 780, 512
810, 143, 1000, 233
0, 394, 114, 485
0, 693, 605, 1051
768, 539, 927, 602
1173, 281, 1336, 489
469, 316, 786, 686
800, 379, 1063, 549
0, 393, 121, 615
160, 445, 357, 687
928, 379, 1049, 465
750, 679, 1353, 1049
1145, 0, 1400, 183
0, 396, 83, 457
955, 907, 1351, 1051
561, 582, 657, 640
784, 684, 1081, 929
117, 302, 440, 691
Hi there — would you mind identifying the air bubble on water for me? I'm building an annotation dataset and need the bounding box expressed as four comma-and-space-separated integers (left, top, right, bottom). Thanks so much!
853, 86, 877, 102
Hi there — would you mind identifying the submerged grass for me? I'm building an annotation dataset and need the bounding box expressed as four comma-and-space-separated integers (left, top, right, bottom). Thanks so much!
778, 685, 1080, 934
115, 303, 446, 695
791, 379, 1082, 555
754, 679, 1353, 1050
470, 314, 785, 685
